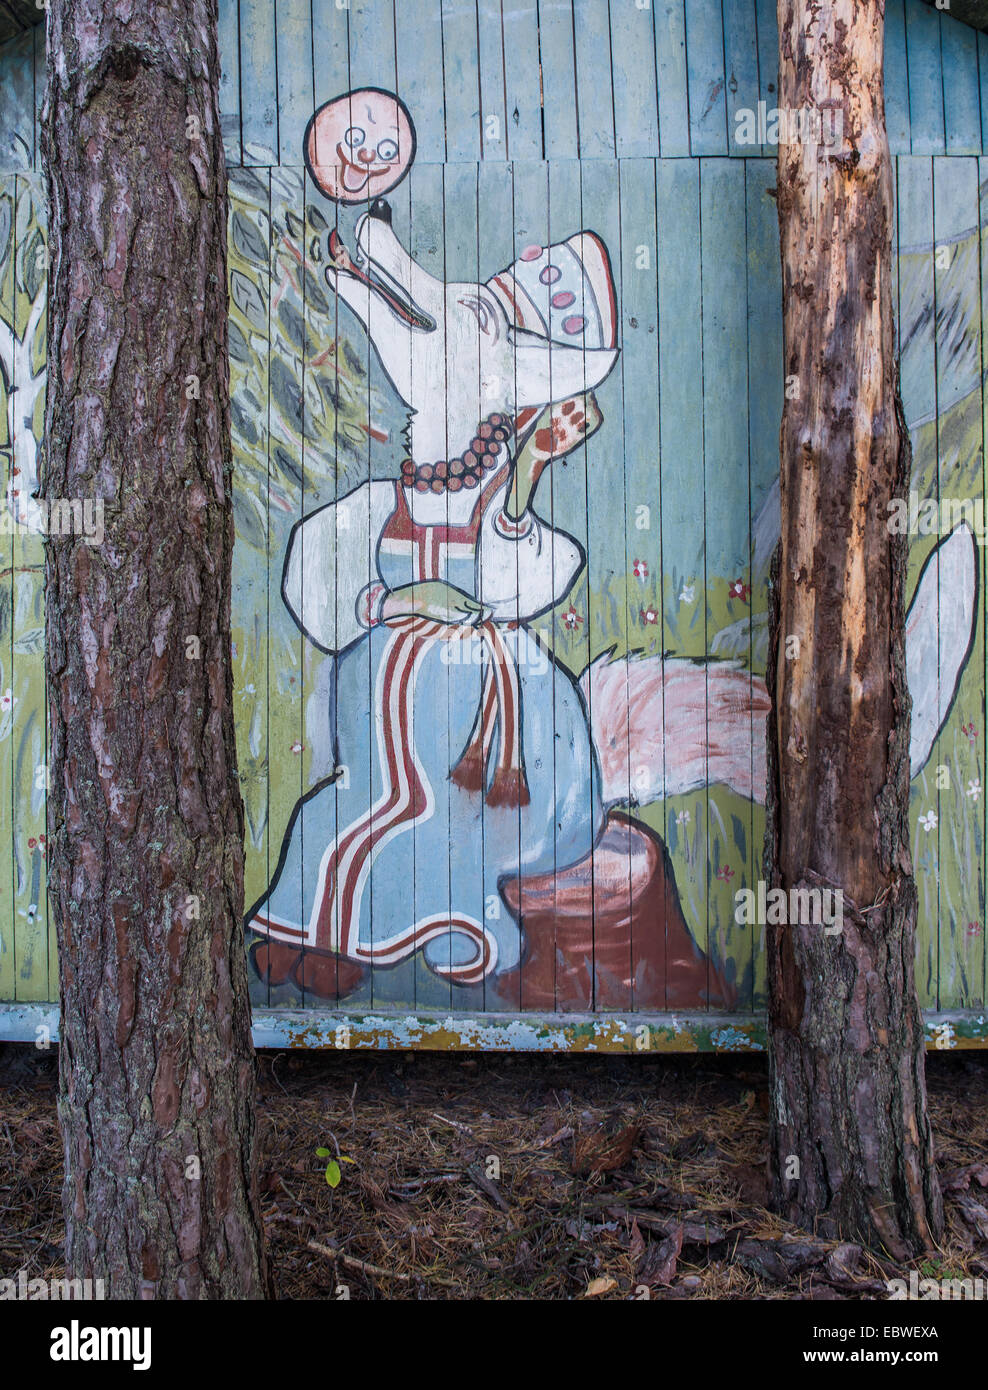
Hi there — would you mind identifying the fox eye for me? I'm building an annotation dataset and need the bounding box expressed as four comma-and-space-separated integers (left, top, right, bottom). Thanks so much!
344, 127, 365, 148
460, 294, 500, 340
376, 138, 398, 162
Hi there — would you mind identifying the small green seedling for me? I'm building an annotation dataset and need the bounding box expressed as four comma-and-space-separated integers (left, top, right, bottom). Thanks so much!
316, 1146, 356, 1189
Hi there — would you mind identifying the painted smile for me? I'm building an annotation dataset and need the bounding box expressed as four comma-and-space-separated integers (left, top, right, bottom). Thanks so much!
328, 229, 435, 332
335, 143, 392, 194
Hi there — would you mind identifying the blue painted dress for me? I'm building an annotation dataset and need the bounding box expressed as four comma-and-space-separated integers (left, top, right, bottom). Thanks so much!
248, 454, 603, 984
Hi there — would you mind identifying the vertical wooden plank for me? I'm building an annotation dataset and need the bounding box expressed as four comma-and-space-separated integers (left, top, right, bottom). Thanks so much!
580, 157, 628, 1011
723, 0, 760, 159
753, 0, 778, 159
618, 157, 660, 1010
441, 159, 488, 1012
266, 167, 308, 1004
700, 158, 749, 1007
395, 0, 446, 162
611, 1, 659, 159
240, 0, 280, 165
229, 166, 272, 1005
655, 0, 690, 158
11, 175, 47, 1002
537, 0, 579, 160
33, 23, 45, 175
474, 157, 514, 1011
348, 0, 398, 127
941, 16, 981, 157
218, 0, 243, 167
980, 33, 988, 156
685, 0, 728, 156
0, 31, 35, 174
477, 0, 508, 160
312, 0, 351, 110
535, 155, 591, 1012
403, 160, 452, 1011
904, 0, 945, 158
441, 0, 482, 162
744, 157, 781, 1010
932, 155, 983, 1009
501, 0, 543, 161
0, 175, 15, 1003
981, 155, 988, 1011
897, 154, 938, 1009
657, 157, 707, 998
573, 0, 615, 160
276, 0, 315, 168
884, 0, 911, 157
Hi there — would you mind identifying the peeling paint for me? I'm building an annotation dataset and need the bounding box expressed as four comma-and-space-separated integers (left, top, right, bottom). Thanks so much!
2, 1003, 985, 1053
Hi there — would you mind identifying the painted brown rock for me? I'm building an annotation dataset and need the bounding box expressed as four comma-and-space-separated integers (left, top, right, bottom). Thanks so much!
493, 811, 736, 1012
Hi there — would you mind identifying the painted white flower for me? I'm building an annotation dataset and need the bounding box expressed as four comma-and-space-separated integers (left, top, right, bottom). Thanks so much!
677, 809, 691, 827
919, 810, 938, 832
0, 689, 15, 714
290, 740, 305, 755
679, 584, 695, 604
967, 779, 981, 802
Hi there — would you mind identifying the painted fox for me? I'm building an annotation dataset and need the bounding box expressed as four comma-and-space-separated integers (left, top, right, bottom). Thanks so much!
246, 197, 977, 1012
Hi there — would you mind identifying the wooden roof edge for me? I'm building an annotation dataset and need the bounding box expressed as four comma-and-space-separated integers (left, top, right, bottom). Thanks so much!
2, 1, 986, 66
0, 0, 42, 49
922, 0, 988, 32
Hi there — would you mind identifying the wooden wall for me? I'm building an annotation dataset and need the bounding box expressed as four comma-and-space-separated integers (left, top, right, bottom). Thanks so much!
0, 0, 985, 1046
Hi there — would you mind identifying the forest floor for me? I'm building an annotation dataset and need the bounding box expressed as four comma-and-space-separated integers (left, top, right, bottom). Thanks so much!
0, 1045, 985, 1300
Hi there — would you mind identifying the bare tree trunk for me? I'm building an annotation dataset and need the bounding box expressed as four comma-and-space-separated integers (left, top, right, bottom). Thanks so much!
766, 0, 942, 1255
42, 0, 267, 1296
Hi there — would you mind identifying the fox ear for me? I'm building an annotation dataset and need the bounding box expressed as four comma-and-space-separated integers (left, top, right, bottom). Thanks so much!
510, 333, 618, 406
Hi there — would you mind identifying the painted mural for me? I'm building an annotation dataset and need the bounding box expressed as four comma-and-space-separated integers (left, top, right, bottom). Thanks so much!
1, 0, 987, 1038
236, 87, 979, 1015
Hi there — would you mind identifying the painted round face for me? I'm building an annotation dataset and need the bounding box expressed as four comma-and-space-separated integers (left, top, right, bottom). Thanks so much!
305, 89, 416, 204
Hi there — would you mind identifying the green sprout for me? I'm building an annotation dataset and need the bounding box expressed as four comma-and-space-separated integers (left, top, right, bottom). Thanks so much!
316, 1146, 356, 1189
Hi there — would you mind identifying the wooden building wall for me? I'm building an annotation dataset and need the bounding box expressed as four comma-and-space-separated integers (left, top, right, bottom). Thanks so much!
0, 0, 985, 1049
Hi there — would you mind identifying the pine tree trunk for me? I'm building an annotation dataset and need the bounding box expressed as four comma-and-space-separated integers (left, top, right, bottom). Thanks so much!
42, 0, 267, 1296
766, 0, 943, 1255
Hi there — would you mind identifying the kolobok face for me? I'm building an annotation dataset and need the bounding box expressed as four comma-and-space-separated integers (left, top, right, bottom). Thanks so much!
327, 203, 618, 461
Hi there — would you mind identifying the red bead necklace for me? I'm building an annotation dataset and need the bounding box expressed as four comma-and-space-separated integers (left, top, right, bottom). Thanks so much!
400, 413, 513, 493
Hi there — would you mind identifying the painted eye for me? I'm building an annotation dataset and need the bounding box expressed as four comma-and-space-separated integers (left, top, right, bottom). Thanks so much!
344, 127, 366, 148
376, 138, 399, 162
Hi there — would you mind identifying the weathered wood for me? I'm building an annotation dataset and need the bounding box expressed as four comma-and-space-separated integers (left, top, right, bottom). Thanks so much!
0, 174, 15, 1007
686, 0, 729, 155
932, 155, 984, 1007
725, 0, 761, 158
573, 0, 615, 159
767, 0, 943, 1253
11, 174, 47, 1003
655, 0, 690, 158
884, 0, 911, 155
240, 0, 279, 165
943, 19, 982, 155
906, 0, 946, 156
612, 3, 659, 159
537, 0, 579, 160
42, 0, 266, 1295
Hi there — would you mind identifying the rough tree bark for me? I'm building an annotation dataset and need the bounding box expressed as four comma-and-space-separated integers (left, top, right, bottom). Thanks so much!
42, 1, 267, 1296
766, 0, 943, 1255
